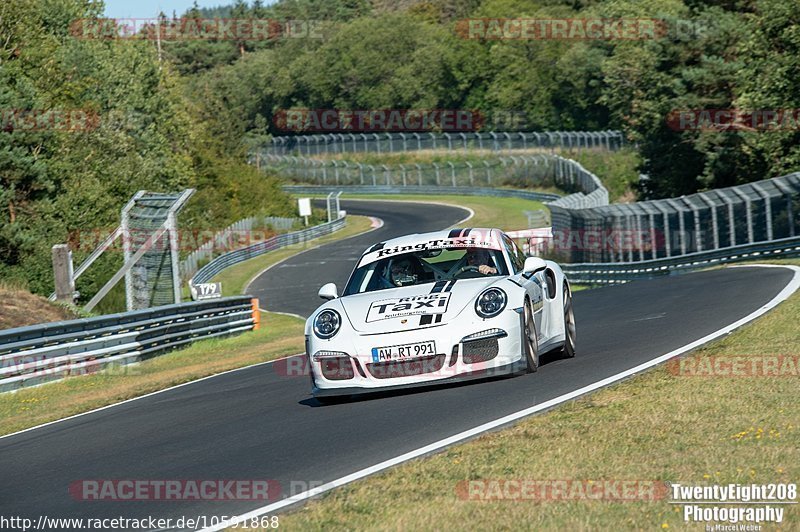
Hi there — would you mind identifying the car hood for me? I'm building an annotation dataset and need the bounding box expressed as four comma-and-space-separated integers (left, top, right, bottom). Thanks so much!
339, 278, 502, 334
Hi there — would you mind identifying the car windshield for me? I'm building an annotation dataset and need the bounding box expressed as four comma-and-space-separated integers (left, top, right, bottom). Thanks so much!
343, 247, 508, 296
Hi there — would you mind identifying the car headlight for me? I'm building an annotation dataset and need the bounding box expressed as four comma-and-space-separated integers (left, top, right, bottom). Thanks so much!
313, 309, 341, 339
475, 288, 507, 318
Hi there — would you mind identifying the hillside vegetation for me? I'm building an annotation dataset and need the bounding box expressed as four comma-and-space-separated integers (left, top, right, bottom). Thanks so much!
178, 0, 799, 198
3, 0, 798, 300
0, 1, 294, 300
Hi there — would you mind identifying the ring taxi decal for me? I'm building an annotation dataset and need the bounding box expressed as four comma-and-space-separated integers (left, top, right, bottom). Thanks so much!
366, 293, 451, 322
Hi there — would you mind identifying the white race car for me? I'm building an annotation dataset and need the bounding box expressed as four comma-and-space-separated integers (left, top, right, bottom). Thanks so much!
305, 227, 576, 401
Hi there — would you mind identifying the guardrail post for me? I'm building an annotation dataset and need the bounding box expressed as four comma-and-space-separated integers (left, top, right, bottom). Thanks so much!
335, 191, 342, 218
731, 188, 755, 243
667, 199, 688, 255
251, 298, 261, 330
772, 177, 795, 237
691, 204, 703, 253
751, 182, 774, 241
52, 244, 76, 303
699, 194, 720, 249
368, 165, 376, 186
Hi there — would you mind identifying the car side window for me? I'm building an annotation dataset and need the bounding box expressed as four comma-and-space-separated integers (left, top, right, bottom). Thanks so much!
502, 236, 525, 273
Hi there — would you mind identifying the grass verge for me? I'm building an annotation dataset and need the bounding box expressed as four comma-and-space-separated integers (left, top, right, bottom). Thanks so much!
306, 194, 549, 232
269, 260, 799, 531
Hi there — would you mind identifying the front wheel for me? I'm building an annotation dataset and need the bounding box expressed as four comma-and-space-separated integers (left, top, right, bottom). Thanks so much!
523, 299, 539, 373
560, 284, 576, 358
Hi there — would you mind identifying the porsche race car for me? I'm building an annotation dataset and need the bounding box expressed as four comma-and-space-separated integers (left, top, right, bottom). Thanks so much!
305, 227, 576, 400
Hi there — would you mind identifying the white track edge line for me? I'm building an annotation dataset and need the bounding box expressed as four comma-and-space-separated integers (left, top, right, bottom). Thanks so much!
201, 264, 800, 532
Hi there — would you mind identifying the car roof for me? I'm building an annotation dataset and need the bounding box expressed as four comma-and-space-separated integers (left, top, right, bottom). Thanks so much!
357, 228, 505, 266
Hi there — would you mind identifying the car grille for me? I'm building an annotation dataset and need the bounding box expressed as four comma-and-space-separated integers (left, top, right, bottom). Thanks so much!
320, 357, 355, 380
461, 338, 499, 364
367, 354, 446, 379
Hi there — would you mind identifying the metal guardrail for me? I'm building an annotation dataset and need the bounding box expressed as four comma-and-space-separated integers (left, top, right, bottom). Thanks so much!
0, 297, 257, 393
561, 236, 800, 284
180, 215, 299, 281
191, 217, 347, 285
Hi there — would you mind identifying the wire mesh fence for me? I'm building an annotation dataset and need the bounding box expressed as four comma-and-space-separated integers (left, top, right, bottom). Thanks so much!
258, 130, 625, 157
548, 172, 800, 263
120, 191, 193, 311
252, 130, 800, 266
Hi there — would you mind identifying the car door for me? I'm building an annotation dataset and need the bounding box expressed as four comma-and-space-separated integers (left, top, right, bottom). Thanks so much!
501, 235, 545, 336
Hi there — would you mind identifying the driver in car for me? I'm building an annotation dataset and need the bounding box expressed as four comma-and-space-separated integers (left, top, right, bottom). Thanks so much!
389, 257, 419, 287
465, 248, 497, 275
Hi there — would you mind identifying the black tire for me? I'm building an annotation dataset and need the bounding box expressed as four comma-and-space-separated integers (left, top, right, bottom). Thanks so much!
561, 284, 576, 358
523, 299, 539, 373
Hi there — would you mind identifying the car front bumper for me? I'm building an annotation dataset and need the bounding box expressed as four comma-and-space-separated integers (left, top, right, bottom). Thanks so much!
308, 308, 526, 396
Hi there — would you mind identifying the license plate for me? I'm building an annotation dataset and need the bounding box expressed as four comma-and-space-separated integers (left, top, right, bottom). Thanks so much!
371, 341, 436, 362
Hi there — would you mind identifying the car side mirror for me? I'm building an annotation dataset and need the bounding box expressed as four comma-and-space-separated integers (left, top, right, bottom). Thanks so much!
318, 283, 338, 300
523, 257, 547, 275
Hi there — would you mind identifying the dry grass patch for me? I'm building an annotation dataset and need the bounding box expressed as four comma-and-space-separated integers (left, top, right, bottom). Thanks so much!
0, 283, 79, 330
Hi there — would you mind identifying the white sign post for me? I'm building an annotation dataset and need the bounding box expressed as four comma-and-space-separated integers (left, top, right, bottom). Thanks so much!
298, 198, 312, 226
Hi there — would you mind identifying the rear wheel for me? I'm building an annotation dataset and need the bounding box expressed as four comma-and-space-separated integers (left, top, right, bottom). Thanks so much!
561, 284, 576, 358
523, 299, 539, 373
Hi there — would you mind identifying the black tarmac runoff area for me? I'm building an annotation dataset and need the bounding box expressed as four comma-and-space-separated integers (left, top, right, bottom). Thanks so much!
0, 199, 795, 530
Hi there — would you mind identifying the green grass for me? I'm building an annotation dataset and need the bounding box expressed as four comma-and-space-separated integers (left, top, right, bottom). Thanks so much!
263, 260, 799, 531
305, 194, 550, 232
570, 147, 642, 203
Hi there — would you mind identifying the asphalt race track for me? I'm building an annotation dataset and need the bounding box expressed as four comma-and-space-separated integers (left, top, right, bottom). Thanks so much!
247, 200, 472, 317
0, 200, 796, 529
